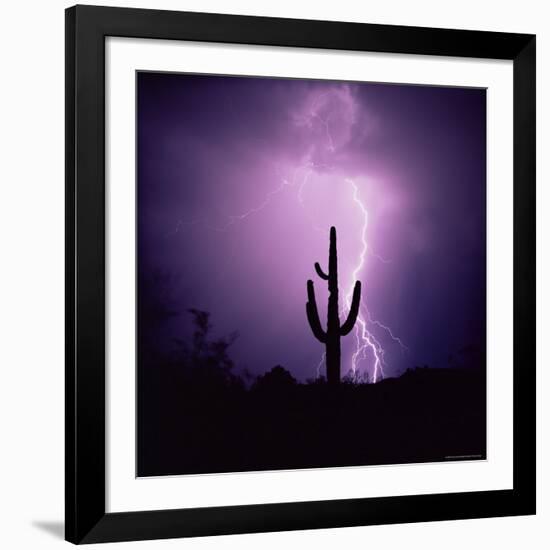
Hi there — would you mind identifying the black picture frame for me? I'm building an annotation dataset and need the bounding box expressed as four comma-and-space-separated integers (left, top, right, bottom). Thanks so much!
65, 4, 536, 544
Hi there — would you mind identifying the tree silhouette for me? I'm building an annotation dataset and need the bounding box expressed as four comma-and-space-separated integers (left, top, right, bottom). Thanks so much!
173, 308, 241, 389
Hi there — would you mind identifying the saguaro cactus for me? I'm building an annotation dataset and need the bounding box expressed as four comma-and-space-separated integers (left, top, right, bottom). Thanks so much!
306, 226, 362, 385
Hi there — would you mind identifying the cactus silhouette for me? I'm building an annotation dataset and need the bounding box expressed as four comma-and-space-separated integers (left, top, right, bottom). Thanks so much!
306, 226, 362, 385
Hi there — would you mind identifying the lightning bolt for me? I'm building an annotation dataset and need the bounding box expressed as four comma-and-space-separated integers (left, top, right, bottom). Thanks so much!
341, 179, 408, 383
345, 179, 383, 382
169, 85, 406, 383
169, 162, 316, 236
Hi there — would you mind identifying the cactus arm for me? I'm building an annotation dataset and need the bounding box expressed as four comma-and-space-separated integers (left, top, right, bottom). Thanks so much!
307, 302, 327, 343
306, 280, 327, 343
340, 281, 362, 336
314, 262, 329, 280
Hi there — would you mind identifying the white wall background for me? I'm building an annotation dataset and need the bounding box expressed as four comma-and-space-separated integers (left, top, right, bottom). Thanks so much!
0, 1, 546, 548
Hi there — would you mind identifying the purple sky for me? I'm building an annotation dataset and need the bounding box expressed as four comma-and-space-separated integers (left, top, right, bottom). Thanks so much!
137, 72, 486, 382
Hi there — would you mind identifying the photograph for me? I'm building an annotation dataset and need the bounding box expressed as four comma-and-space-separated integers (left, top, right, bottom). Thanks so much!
136, 72, 487, 477
0, 1, 540, 547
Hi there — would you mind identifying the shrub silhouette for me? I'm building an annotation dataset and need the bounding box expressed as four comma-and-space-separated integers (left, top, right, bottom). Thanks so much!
252, 365, 297, 392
